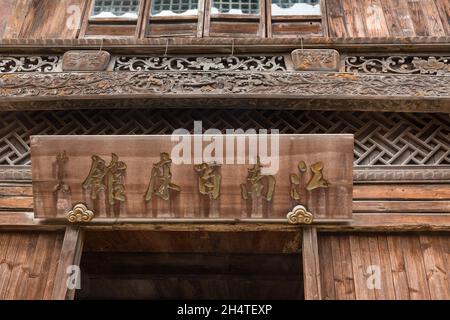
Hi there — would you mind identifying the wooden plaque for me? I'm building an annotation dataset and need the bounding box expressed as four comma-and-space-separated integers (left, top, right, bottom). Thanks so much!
31, 135, 353, 223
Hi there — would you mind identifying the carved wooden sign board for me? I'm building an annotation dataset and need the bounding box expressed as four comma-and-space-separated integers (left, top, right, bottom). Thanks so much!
31, 135, 353, 223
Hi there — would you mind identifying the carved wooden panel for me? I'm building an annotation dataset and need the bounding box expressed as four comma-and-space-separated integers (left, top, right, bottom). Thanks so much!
31, 135, 353, 222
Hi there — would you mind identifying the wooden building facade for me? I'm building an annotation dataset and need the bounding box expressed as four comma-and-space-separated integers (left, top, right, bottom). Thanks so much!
0, 0, 449, 300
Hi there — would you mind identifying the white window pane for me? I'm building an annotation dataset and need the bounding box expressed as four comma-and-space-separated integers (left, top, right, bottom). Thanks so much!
92, 0, 141, 19
211, 0, 260, 15
151, 0, 199, 16
271, 0, 321, 16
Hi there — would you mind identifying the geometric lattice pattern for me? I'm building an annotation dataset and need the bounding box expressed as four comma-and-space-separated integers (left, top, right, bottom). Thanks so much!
0, 110, 448, 166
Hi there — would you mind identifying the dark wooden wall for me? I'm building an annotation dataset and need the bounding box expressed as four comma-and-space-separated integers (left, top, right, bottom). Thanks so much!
0, 0, 448, 39
318, 233, 450, 300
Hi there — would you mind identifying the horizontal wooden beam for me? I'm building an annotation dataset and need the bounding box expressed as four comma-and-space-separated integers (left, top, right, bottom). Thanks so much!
1, 37, 450, 54
1, 71, 450, 112
1, 212, 449, 232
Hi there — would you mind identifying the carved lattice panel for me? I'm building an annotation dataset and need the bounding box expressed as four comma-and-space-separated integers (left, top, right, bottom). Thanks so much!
0, 110, 448, 166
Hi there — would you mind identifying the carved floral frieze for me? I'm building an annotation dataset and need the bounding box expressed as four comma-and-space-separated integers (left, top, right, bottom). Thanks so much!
1, 71, 450, 99
345, 56, 450, 75
0, 56, 60, 73
114, 56, 286, 72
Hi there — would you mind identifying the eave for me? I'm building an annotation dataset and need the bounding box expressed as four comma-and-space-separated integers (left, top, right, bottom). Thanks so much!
1, 37, 450, 55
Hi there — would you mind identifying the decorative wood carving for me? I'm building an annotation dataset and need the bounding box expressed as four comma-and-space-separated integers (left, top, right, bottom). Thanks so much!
2, 71, 450, 101
291, 49, 340, 72
66, 203, 94, 223
344, 56, 450, 75
287, 205, 314, 225
31, 135, 353, 222
1, 110, 448, 168
114, 56, 287, 72
0, 56, 60, 73
62, 50, 111, 72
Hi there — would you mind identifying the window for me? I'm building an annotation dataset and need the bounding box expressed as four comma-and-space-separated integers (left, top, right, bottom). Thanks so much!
81, 0, 326, 38
147, 0, 203, 37
268, 0, 324, 37
92, 0, 142, 18
81, 0, 145, 37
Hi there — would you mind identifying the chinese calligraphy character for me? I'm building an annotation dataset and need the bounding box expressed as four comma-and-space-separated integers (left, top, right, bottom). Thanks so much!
290, 160, 329, 201
145, 152, 181, 201
82, 153, 127, 206
194, 162, 221, 200
241, 156, 276, 202
290, 160, 307, 200
53, 150, 71, 194
306, 161, 329, 191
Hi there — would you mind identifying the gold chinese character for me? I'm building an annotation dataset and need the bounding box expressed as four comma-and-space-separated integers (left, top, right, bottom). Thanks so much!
289, 161, 306, 200
290, 161, 329, 201
53, 150, 71, 194
82, 153, 127, 206
194, 162, 221, 200
306, 161, 329, 191
241, 156, 276, 202
145, 152, 181, 201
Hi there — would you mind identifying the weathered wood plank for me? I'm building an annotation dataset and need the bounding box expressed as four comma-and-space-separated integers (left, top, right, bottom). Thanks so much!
386, 235, 410, 299
0, 196, 33, 210
361, 0, 390, 37
368, 234, 395, 299
329, 234, 347, 299
353, 201, 450, 213
338, 235, 356, 299
407, 0, 430, 36
419, 234, 450, 299
348, 234, 374, 299
51, 226, 84, 300
420, 0, 446, 37
401, 234, 431, 299
318, 229, 335, 299
353, 184, 450, 200
302, 227, 322, 300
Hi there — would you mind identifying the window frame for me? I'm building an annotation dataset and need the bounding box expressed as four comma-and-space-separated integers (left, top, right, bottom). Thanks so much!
203, 0, 266, 38
143, 0, 207, 37
266, 0, 328, 38
80, 0, 148, 38
79, 0, 328, 38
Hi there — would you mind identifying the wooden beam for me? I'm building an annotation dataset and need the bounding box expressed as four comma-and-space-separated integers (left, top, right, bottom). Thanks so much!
1, 37, 450, 55
302, 227, 322, 300
51, 226, 84, 300
1, 71, 450, 113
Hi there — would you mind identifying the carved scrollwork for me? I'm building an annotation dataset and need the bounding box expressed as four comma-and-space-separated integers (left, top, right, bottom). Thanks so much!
2, 71, 450, 99
0, 56, 60, 73
66, 203, 94, 223
345, 56, 450, 75
287, 205, 313, 225
114, 56, 286, 72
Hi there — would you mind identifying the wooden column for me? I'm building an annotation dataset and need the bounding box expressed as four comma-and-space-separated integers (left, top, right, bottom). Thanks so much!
51, 226, 85, 300
302, 227, 322, 300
